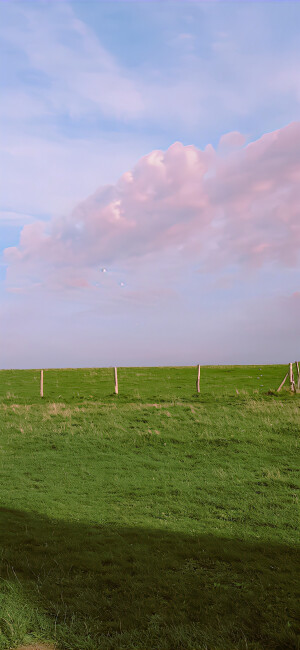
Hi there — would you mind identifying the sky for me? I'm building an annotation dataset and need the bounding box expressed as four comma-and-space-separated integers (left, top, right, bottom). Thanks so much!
1, 0, 300, 369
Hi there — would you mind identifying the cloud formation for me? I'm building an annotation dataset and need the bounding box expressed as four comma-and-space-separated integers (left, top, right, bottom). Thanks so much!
5, 121, 300, 291
2, 1, 300, 136
2, 2, 300, 369
0, 2, 143, 122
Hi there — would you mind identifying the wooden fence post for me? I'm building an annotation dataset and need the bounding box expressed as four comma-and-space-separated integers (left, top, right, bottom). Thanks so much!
114, 367, 118, 395
196, 364, 200, 393
289, 363, 295, 393
40, 369, 44, 398
277, 373, 288, 392
296, 361, 300, 389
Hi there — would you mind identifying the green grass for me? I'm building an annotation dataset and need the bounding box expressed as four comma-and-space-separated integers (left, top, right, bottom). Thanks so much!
0, 365, 299, 650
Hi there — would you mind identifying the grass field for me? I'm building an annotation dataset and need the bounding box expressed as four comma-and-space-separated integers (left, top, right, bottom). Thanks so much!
0, 365, 299, 650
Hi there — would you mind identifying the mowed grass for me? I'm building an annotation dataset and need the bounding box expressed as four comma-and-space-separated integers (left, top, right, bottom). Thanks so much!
0, 365, 299, 650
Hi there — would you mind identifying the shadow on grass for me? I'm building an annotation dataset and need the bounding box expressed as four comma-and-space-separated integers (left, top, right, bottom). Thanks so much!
0, 507, 299, 650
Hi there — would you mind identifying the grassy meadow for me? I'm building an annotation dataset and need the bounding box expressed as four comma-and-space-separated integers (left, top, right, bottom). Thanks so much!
0, 365, 299, 650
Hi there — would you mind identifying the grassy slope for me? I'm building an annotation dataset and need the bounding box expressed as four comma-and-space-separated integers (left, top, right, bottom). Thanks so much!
0, 366, 299, 650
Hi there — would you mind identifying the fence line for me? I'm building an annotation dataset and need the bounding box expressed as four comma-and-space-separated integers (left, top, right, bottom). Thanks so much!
4, 363, 298, 399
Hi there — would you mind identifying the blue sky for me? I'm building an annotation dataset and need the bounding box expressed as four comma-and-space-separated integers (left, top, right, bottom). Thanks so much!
1, 0, 300, 368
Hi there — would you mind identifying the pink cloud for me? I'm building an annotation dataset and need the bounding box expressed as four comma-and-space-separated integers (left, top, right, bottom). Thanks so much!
4, 121, 300, 288
218, 130, 246, 151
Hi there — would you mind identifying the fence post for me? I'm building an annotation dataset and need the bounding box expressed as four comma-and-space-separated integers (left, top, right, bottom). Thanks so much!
40, 369, 44, 398
296, 361, 300, 389
289, 363, 295, 393
114, 367, 118, 395
196, 364, 200, 393
277, 372, 288, 392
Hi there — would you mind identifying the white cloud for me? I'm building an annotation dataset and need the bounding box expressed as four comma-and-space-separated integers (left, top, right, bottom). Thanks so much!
0, 211, 37, 226
0, 2, 143, 121
0, 127, 154, 218
1, 0, 300, 136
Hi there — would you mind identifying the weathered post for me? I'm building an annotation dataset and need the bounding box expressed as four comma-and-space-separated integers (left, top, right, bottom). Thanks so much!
40, 369, 44, 398
296, 361, 300, 389
289, 363, 295, 393
277, 373, 288, 392
196, 364, 200, 394
114, 367, 118, 395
